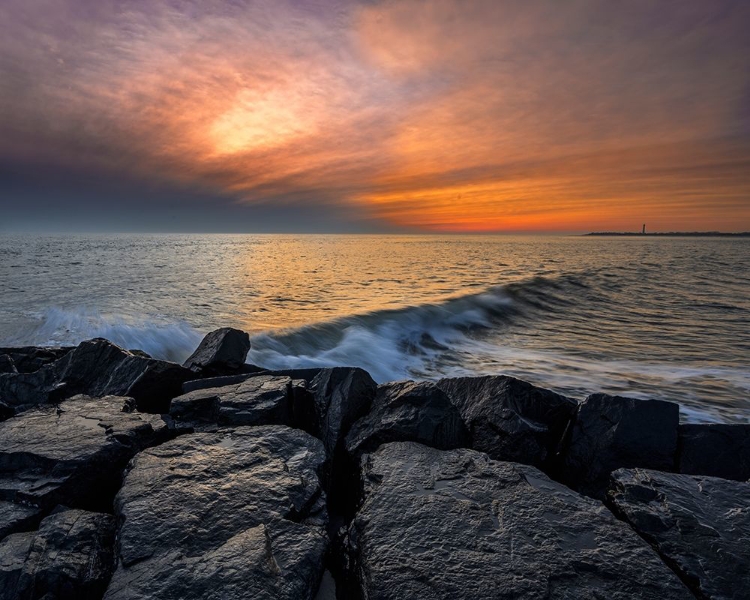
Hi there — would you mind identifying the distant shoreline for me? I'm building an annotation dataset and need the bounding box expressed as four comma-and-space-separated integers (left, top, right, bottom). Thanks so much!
584, 232, 750, 237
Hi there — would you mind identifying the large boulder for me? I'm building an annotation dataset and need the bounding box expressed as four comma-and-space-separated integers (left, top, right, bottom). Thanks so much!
677, 423, 750, 481
609, 468, 750, 600
345, 381, 469, 459
560, 393, 679, 497
0, 509, 115, 600
104, 426, 329, 600
183, 328, 251, 375
0, 338, 193, 413
0, 395, 170, 514
169, 375, 292, 430
0, 346, 74, 374
345, 442, 691, 599
56, 338, 194, 413
436, 375, 577, 469
301, 368, 377, 457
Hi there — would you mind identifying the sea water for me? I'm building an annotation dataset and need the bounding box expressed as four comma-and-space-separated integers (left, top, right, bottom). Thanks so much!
1, 234, 748, 423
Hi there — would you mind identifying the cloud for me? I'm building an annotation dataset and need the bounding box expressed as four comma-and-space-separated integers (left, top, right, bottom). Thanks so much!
0, 0, 748, 231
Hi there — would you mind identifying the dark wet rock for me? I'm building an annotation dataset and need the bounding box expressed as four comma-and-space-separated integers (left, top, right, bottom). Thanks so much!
180, 368, 323, 395
0, 355, 17, 375
0, 395, 170, 512
104, 426, 329, 600
346, 442, 691, 600
0, 367, 65, 413
183, 327, 251, 375
0, 347, 74, 374
302, 368, 377, 457
345, 381, 469, 459
677, 423, 750, 481
0, 401, 14, 422
314, 570, 337, 600
182, 373, 256, 394
0, 338, 193, 413
0, 501, 41, 540
169, 375, 292, 430
262, 368, 325, 383
0, 508, 115, 600
437, 375, 577, 469
609, 468, 750, 600
560, 393, 679, 497
55, 339, 194, 413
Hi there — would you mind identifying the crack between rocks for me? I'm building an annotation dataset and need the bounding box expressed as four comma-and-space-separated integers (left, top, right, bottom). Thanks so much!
602, 493, 704, 600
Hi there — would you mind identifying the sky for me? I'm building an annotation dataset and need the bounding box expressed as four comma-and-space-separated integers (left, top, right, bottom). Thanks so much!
1, 0, 749, 233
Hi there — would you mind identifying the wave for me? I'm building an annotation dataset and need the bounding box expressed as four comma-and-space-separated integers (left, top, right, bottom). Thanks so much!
246, 282, 531, 382
4, 275, 748, 423
245, 274, 593, 382
2, 307, 202, 364
3, 276, 565, 379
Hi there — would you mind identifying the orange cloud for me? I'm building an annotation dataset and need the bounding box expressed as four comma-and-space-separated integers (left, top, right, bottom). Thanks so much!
0, 0, 748, 231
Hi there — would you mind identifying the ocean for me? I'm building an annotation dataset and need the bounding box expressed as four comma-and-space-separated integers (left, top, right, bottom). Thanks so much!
1, 234, 748, 423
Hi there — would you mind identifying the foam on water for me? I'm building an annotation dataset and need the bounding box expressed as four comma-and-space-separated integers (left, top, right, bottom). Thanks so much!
1, 234, 748, 423
5, 278, 746, 423
5, 306, 202, 363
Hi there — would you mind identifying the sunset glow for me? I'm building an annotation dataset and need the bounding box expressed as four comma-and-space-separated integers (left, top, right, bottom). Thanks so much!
1, 0, 748, 232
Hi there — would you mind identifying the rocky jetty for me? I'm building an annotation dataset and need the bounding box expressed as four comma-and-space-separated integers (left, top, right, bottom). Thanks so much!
0, 327, 747, 599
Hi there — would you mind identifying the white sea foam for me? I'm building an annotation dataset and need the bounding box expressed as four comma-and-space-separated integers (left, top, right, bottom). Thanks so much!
4, 306, 202, 363
3, 278, 748, 424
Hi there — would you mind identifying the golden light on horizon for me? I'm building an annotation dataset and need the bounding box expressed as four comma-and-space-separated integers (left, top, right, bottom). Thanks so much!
1, 0, 748, 232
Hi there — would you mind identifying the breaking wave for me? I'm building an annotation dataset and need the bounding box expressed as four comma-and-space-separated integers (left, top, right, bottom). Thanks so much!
4, 275, 749, 423
2, 306, 202, 364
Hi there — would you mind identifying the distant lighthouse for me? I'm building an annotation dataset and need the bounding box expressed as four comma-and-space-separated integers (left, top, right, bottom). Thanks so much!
642, 224, 646, 235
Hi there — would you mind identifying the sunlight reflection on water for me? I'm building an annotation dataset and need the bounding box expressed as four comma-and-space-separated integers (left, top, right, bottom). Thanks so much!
1, 234, 748, 422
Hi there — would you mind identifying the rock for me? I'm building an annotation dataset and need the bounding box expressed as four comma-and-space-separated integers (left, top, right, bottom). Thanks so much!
183, 327, 251, 375
0, 401, 14, 422
0, 347, 74, 374
345, 381, 469, 459
608, 468, 750, 600
104, 426, 329, 600
346, 442, 691, 599
56, 338, 194, 413
0, 366, 65, 413
169, 375, 292, 430
0, 338, 193, 413
0, 355, 17, 375
181, 373, 256, 394
0, 508, 115, 600
677, 423, 750, 481
0, 501, 41, 540
560, 393, 679, 497
436, 375, 577, 469
0, 395, 170, 512
303, 368, 377, 457
261, 368, 325, 383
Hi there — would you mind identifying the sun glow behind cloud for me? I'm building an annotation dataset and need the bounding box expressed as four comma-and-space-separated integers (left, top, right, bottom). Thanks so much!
211, 88, 319, 155
0, 0, 748, 231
